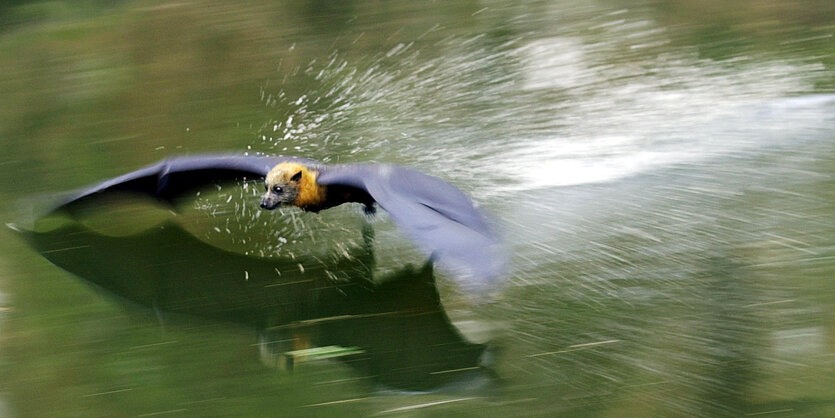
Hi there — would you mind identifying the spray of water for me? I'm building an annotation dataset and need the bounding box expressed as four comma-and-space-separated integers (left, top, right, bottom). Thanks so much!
189, 9, 834, 414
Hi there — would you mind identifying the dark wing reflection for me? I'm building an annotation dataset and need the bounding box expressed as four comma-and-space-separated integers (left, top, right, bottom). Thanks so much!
19, 218, 491, 392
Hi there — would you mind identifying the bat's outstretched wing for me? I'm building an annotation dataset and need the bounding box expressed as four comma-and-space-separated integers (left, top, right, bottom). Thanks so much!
52, 154, 315, 212
318, 164, 506, 293
48, 154, 506, 293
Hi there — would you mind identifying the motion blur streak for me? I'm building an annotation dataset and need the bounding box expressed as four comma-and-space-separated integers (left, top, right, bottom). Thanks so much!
0, 0, 833, 416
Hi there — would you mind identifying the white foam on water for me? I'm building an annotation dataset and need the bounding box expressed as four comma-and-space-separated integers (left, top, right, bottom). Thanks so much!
493, 32, 832, 192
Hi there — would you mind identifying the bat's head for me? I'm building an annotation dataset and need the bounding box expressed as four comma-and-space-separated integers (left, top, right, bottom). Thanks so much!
260, 162, 320, 210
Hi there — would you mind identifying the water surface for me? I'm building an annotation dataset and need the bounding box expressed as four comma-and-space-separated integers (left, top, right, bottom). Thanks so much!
1, 0, 833, 416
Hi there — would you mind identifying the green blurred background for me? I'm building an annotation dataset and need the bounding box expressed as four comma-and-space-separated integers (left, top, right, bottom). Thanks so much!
1, 0, 833, 416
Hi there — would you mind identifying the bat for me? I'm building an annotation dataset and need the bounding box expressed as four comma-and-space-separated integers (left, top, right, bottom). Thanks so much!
50, 154, 506, 294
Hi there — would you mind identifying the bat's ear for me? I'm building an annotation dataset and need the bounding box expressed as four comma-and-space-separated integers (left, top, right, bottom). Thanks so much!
291, 171, 302, 182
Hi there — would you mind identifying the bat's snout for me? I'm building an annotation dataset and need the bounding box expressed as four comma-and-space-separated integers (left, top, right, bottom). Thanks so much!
260, 195, 280, 210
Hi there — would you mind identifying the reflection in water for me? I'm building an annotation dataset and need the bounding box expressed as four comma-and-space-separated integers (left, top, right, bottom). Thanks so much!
1, 0, 834, 415
21, 216, 492, 393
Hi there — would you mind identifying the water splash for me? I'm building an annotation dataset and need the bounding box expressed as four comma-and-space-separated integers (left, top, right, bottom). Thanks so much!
256, 16, 830, 205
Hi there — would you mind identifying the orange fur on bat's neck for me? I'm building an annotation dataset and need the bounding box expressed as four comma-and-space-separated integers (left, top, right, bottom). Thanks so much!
266, 162, 326, 209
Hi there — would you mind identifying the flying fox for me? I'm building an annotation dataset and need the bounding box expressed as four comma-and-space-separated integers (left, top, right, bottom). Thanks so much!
49, 155, 506, 294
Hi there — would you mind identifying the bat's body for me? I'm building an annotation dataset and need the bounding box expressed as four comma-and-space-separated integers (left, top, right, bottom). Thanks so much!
52, 154, 506, 293
258, 162, 375, 213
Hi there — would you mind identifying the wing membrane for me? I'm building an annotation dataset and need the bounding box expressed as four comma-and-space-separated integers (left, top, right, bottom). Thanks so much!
319, 164, 506, 293
47, 154, 506, 293
52, 154, 313, 212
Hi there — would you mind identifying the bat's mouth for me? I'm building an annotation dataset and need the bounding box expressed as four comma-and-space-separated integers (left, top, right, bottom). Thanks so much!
259, 197, 280, 210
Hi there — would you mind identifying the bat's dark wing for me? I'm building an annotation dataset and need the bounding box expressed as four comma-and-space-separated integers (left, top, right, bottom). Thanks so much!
47, 154, 506, 293
51, 154, 317, 213
318, 164, 506, 294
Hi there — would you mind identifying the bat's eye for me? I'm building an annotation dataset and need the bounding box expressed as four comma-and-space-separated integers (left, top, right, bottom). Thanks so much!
272, 186, 282, 193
